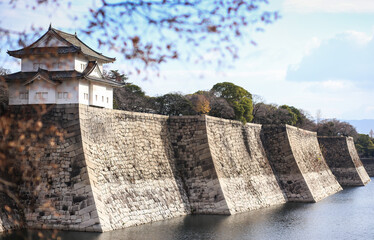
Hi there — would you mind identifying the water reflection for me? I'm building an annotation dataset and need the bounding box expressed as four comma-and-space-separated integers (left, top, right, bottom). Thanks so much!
1, 179, 373, 240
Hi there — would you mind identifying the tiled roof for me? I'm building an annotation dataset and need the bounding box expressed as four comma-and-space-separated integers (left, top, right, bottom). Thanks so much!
7, 27, 115, 63
82, 61, 97, 75
4, 67, 124, 87
51, 28, 115, 62
7, 46, 80, 56
4, 69, 83, 81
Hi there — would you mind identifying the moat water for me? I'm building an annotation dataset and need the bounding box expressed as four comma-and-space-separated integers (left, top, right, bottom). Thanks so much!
2, 178, 374, 240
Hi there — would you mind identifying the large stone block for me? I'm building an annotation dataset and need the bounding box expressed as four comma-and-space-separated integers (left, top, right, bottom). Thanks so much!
318, 136, 370, 186
78, 105, 190, 232
361, 158, 374, 177
261, 125, 342, 202
169, 115, 286, 215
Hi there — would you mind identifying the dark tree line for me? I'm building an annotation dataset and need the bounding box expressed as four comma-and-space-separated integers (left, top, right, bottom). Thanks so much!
356, 134, 374, 158
113, 77, 374, 156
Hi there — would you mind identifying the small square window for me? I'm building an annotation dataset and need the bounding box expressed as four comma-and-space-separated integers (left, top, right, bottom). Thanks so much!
42, 92, 48, 99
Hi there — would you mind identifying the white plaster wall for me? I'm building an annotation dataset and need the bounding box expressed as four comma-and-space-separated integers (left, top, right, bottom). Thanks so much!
79, 79, 89, 105
56, 79, 79, 104
90, 83, 105, 107
89, 82, 113, 108
8, 82, 29, 105
105, 86, 113, 109
75, 56, 89, 72
21, 56, 75, 72
28, 79, 56, 104
98, 62, 103, 73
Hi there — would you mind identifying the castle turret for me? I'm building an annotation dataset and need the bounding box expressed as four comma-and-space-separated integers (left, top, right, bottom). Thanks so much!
4, 26, 123, 108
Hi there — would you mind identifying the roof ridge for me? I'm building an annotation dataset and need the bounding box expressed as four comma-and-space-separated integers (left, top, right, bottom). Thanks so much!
7, 26, 115, 62
51, 27, 115, 62
74, 34, 114, 60
51, 27, 76, 37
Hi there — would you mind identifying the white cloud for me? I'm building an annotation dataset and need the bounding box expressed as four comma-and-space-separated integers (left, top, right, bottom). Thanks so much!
286, 31, 374, 87
304, 37, 321, 56
342, 31, 372, 45
319, 80, 352, 91
283, 0, 374, 13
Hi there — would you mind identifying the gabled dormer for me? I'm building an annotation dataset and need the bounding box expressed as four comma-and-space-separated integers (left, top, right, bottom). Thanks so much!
7, 24, 115, 72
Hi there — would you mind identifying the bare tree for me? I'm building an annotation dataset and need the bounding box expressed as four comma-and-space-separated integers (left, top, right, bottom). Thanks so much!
1, 1, 279, 72
316, 109, 322, 124
316, 119, 358, 139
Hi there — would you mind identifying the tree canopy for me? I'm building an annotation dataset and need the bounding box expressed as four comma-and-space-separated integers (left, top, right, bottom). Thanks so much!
315, 119, 358, 139
154, 93, 196, 116
355, 134, 374, 157
211, 82, 253, 123
103, 70, 128, 83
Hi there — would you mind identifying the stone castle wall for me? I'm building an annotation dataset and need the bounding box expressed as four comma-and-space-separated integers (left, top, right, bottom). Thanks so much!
168, 116, 229, 214
79, 105, 190, 231
6, 105, 100, 232
318, 136, 370, 186
169, 116, 286, 215
2, 104, 367, 233
261, 125, 342, 202
361, 158, 374, 177
205, 117, 286, 213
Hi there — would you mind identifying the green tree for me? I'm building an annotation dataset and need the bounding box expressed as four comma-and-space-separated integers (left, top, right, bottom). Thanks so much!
355, 134, 374, 157
113, 83, 155, 112
280, 105, 298, 126
154, 93, 195, 116
211, 82, 253, 123
104, 70, 128, 83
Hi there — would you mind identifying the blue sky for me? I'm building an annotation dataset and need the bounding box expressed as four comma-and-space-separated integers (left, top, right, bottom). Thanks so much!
1, 0, 374, 120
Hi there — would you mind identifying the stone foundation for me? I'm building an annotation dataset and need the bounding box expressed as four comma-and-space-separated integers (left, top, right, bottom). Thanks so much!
361, 158, 374, 177
169, 116, 229, 214
205, 117, 286, 213
2, 105, 366, 233
261, 125, 342, 202
6, 105, 101, 232
169, 116, 286, 215
318, 136, 370, 186
79, 105, 190, 232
